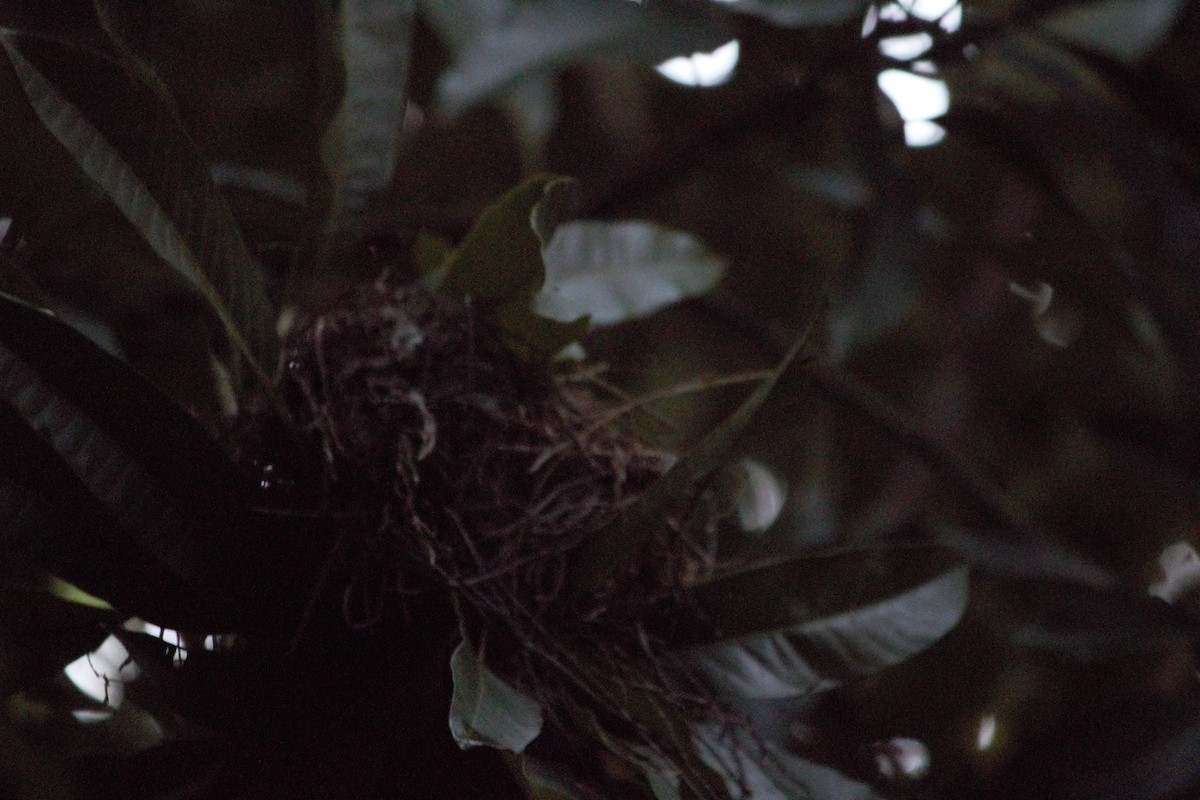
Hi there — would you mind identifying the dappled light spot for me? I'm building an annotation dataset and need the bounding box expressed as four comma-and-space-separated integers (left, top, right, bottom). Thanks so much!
977, 713, 998, 751
874, 736, 931, 780
655, 40, 740, 88
1149, 541, 1200, 604
733, 458, 786, 535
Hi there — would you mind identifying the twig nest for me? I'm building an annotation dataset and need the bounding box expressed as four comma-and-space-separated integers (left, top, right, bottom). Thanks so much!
275, 278, 679, 630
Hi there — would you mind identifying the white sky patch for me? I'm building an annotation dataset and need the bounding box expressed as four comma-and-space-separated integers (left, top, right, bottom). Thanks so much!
902, 120, 946, 147
656, 40, 740, 88
878, 69, 950, 119
877, 68, 950, 147
64, 634, 139, 708
879, 32, 934, 60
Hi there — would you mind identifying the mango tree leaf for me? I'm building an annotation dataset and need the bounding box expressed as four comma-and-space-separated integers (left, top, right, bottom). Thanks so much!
690, 723, 880, 800
717, 0, 871, 27
429, 176, 588, 360
535, 221, 725, 326
326, 0, 416, 233
681, 546, 968, 699
432, 175, 568, 305
568, 315, 816, 599
0, 29, 276, 389
1040, 0, 1187, 65
449, 638, 544, 752
0, 292, 258, 631
423, 0, 728, 116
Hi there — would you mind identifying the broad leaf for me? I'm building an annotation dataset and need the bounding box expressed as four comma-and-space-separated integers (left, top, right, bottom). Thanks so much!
1040, 0, 1187, 65
423, 0, 728, 116
718, 0, 871, 27
535, 221, 725, 326
449, 638, 544, 753
0, 292, 256, 630
569, 317, 816, 598
0, 29, 275, 389
683, 546, 968, 698
326, 0, 416, 232
691, 723, 880, 800
432, 175, 570, 306
431, 176, 588, 360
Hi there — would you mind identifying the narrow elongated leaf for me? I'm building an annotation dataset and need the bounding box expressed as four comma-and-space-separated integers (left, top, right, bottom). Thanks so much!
327, 0, 416, 232
449, 639, 544, 753
535, 221, 725, 326
719, 0, 871, 27
423, 0, 728, 116
1040, 0, 1186, 64
0, 292, 255, 629
569, 316, 816, 598
0, 29, 275, 385
683, 547, 968, 699
691, 723, 880, 800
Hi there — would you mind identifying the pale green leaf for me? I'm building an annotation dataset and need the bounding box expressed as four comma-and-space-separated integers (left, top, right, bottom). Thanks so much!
449, 639, 544, 753
433, 176, 571, 305
535, 221, 725, 326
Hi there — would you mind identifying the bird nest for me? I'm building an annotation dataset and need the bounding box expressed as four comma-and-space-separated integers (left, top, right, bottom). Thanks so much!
258, 276, 731, 788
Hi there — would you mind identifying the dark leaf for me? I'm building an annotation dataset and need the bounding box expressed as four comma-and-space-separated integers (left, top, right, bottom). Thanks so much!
326, 0, 416, 233
0, 28, 276, 392
0, 292, 262, 630
569, 318, 816, 598
681, 546, 968, 697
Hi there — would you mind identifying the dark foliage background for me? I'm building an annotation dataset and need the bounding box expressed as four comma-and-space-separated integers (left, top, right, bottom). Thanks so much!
0, 1, 1199, 798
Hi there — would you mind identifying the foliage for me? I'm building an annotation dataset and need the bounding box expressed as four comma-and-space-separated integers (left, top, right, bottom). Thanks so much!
0, 0, 1196, 799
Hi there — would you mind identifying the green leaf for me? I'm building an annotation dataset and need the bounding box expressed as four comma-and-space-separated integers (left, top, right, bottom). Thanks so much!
433, 175, 571, 306
569, 317, 817, 598
411, 230, 453, 278
423, 0, 728, 116
535, 222, 725, 326
0, 292, 256, 630
496, 301, 591, 362
0, 29, 276, 391
432, 176, 588, 360
325, 0, 416, 234
449, 638, 544, 753
718, 0, 870, 27
683, 546, 968, 698
1040, 0, 1187, 65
